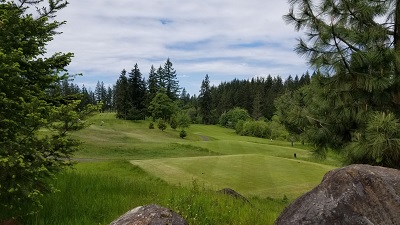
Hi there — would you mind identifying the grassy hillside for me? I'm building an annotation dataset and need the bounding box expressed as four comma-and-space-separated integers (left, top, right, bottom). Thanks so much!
24, 112, 340, 225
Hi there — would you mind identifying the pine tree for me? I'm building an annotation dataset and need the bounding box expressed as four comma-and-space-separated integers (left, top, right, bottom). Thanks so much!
156, 65, 165, 89
199, 74, 212, 124
105, 86, 113, 111
147, 65, 159, 104
127, 63, 147, 120
283, 0, 400, 167
163, 58, 180, 100
114, 69, 130, 119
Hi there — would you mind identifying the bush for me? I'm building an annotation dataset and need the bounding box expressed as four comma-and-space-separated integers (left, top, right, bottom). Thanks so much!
149, 122, 154, 129
180, 130, 187, 139
178, 111, 191, 130
219, 107, 250, 128
157, 119, 167, 131
241, 120, 271, 138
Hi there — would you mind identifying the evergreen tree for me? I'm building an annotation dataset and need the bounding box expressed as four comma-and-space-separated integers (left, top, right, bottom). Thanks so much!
252, 90, 263, 120
79, 85, 93, 110
127, 63, 147, 120
105, 85, 113, 111
179, 87, 191, 109
147, 65, 158, 104
156, 65, 165, 89
0, 1, 98, 218
283, 0, 400, 167
114, 69, 130, 119
95, 81, 107, 112
163, 58, 180, 100
199, 74, 212, 124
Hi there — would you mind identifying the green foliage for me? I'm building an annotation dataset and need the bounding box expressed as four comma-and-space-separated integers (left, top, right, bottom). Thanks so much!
186, 107, 201, 124
269, 115, 290, 141
169, 114, 178, 130
346, 112, 400, 168
157, 119, 167, 131
235, 120, 246, 134
0, 1, 99, 218
219, 107, 251, 128
114, 69, 130, 119
148, 122, 154, 129
179, 130, 187, 139
199, 74, 212, 124
240, 120, 271, 139
177, 111, 191, 130
163, 59, 180, 100
148, 90, 177, 121
127, 64, 147, 120
126, 107, 144, 121
235, 117, 289, 140
282, 0, 400, 168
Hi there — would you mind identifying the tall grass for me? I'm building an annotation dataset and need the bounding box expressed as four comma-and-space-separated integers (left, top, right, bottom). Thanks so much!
24, 161, 288, 225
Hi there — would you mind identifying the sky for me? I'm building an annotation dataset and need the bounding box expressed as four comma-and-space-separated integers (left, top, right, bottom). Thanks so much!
46, 0, 310, 95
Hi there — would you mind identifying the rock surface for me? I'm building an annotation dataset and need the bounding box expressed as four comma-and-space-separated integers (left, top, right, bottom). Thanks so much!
109, 204, 188, 225
275, 164, 400, 225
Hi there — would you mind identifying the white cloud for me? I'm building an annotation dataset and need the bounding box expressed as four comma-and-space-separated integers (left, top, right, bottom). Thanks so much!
46, 0, 309, 94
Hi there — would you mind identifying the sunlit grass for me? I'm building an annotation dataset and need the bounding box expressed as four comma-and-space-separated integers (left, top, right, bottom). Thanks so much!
21, 112, 341, 224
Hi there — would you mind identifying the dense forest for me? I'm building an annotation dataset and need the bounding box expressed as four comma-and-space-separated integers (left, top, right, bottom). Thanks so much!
61, 58, 311, 125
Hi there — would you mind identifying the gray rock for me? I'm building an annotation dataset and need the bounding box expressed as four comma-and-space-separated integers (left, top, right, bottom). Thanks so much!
275, 164, 400, 225
109, 204, 188, 225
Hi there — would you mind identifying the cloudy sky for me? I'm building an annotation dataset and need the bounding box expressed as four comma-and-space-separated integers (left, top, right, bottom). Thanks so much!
46, 0, 310, 95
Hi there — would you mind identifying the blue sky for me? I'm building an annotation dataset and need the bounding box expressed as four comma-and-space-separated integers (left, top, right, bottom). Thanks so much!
46, 0, 309, 95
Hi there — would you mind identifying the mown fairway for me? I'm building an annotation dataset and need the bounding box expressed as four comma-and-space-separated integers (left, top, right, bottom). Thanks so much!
25, 112, 341, 224
75, 113, 337, 200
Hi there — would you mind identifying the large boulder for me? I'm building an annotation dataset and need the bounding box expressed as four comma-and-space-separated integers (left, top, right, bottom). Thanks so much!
275, 164, 400, 225
109, 204, 188, 225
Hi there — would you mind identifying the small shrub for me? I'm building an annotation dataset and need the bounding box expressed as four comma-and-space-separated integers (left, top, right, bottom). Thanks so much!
177, 112, 191, 130
157, 119, 167, 131
149, 122, 154, 129
170, 115, 178, 130
180, 130, 187, 139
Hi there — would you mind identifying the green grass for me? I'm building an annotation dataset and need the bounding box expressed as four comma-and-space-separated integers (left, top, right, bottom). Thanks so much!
25, 161, 287, 225
19, 112, 341, 224
132, 154, 334, 199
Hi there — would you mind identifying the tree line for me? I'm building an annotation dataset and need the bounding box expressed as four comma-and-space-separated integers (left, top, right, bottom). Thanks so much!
59, 58, 311, 128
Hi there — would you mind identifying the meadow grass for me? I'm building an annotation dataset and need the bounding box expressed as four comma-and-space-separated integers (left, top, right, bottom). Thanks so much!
25, 161, 288, 225
21, 113, 341, 224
